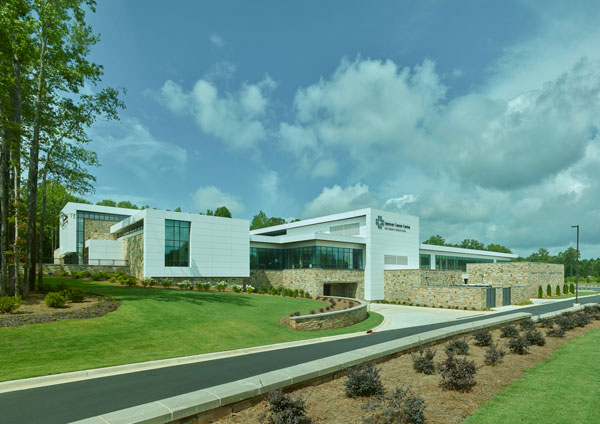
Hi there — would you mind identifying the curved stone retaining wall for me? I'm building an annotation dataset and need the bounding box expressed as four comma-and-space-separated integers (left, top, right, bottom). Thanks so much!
287, 297, 368, 331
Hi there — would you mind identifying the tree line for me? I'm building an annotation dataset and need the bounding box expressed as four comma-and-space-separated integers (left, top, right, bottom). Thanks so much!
1, 0, 124, 297
423, 234, 513, 253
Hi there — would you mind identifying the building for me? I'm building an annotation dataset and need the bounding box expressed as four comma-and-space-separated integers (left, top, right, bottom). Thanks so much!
53, 203, 555, 309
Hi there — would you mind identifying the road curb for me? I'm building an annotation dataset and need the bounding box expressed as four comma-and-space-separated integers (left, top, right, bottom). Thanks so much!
72, 312, 532, 424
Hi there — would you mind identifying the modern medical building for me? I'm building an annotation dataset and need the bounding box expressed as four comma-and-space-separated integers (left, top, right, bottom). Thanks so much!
57, 202, 562, 308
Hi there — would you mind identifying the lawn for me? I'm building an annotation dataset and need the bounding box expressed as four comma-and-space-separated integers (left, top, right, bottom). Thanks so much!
464, 327, 600, 424
0, 277, 383, 382
551, 291, 596, 299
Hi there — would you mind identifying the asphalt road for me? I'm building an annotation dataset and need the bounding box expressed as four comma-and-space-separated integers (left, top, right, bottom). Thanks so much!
2, 295, 598, 424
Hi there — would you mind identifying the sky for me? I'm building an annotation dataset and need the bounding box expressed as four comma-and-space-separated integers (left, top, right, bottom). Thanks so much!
83, 0, 600, 258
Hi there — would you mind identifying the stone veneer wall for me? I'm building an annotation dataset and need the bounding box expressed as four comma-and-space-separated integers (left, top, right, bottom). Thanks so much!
43, 264, 129, 276
248, 269, 365, 299
84, 219, 118, 241
123, 233, 144, 280
420, 270, 464, 286
467, 262, 564, 298
413, 286, 487, 309
288, 300, 368, 331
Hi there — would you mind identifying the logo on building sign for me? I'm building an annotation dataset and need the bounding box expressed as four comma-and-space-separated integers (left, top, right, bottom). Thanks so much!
375, 215, 411, 232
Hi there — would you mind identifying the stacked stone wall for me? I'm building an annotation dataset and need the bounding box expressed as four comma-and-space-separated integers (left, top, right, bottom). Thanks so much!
43, 264, 129, 276
413, 286, 487, 309
84, 219, 117, 241
467, 262, 564, 298
248, 270, 284, 289
288, 300, 368, 331
420, 270, 464, 286
123, 233, 144, 279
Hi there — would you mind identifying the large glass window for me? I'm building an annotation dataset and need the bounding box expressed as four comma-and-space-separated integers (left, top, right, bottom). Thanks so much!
75, 210, 130, 264
434, 255, 493, 271
419, 254, 431, 270
250, 246, 363, 270
165, 219, 190, 267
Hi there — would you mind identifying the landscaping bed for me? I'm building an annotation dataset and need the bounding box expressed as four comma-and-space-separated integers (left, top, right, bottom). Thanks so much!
0, 293, 120, 328
216, 310, 600, 424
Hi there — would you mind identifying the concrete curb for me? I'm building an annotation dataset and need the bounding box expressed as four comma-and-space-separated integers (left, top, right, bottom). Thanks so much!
531, 303, 597, 321
71, 312, 531, 424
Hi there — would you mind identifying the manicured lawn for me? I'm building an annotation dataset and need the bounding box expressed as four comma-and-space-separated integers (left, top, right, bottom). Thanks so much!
0, 277, 383, 382
464, 327, 600, 424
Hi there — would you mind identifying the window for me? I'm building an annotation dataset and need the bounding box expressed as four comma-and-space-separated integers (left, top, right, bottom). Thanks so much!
250, 246, 364, 270
165, 219, 190, 267
434, 255, 493, 271
420, 253, 431, 270
384, 255, 408, 266
75, 210, 130, 264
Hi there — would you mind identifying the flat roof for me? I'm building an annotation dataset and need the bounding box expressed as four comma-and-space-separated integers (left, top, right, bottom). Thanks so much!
419, 243, 517, 259
250, 208, 371, 235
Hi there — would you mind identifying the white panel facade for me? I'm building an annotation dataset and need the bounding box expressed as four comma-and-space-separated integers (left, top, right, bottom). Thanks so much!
142, 209, 249, 279
85, 239, 124, 262
364, 209, 420, 300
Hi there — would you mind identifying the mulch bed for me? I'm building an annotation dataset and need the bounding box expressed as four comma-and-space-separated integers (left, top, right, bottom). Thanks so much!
216, 319, 600, 424
0, 294, 120, 328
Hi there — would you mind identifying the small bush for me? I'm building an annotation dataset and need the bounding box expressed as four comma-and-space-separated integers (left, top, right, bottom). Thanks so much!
265, 389, 312, 424
484, 342, 505, 366
232, 284, 243, 293
141, 279, 151, 288
90, 273, 100, 281
177, 280, 191, 290
555, 315, 576, 331
63, 288, 85, 303
570, 283, 575, 294
445, 339, 469, 356
216, 282, 227, 292
125, 278, 137, 287
563, 284, 568, 295
412, 348, 436, 375
508, 336, 530, 355
538, 317, 554, 328
304, 292, 311, 298
519, 318, 535, 331
59, 271, 69, 277
362, 385, 426, 424
546, 327, 566, 338
73, 272, 83, 279
524, 329, 546, 346
0, 296, 23, 314
472, 329, 493, 347
258, 285, 267, 294
45, 292, 67, 308
202, 282, 211, 291
108, 275, 117, 283
246, 285, 256, 293
82, 271, 92, 278
148, 279, 157, 287
500, 324, 519, 338
555, 285, 561, 296
583, 305, 600, 320
538, 286, 543, 298
161, 279, 172, 288
344, 363, 384, 398
573, 313, 590, 327
546, 284, 552, 297
438, 354, 477, 392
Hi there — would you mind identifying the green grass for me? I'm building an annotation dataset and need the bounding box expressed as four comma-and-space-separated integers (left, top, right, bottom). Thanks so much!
464, 327, 600, 424
551, 291, 596, 299
0, 277, 383, 382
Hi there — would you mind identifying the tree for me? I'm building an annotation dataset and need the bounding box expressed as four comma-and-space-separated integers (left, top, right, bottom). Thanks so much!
423, 235, 446, 246
486, 243, 512, 254
96, 199, 116, 207
459, 239, 485, 251
116, 200, 138, 210
250, 210, 287, 230
214, 206, 232, 218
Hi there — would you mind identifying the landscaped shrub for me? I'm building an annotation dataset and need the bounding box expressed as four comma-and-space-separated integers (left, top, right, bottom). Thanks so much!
570, 283, 575, 294
62, 288, 85, 303
563, 284, 568, 295
82, 271, 92, 278
232, 284, 243, 293
0, 296, 22, 314
258, 285, 267, 294
573, 312, 590, 327
546, 284, 552, 297
508, 336, 530, 355
344, 363, 384, 398
445, 339, 469, 356
555, 315, 576, 331
141, 279, 150, 287
45, 292, 67, 308
500, 324, 519, 338
246, 285, 256, 293
484, 342, 505, 366
546, 327, 566, 338
125, 278, 137, 287
73, 272, 83, 279
304, 292, 311, 299
176, 280, 191, 290
524, 329, 546, 346
438, 354, 477, 392
117, 275, 128, 285
59, 271, 68, 277
161, 279, 172, 288
583, 305, 600, 320
473, 329, 493, 347
265, 389, 312, 424
215, 282, 227, 292
411, 348, 436, 374
362, 385, 426, 424
268, 287, 277, 295
538, 317, 555, 328
519, 318, 535, 331
108, 275, 117, 283
91, 273, 102, 281
538, 286, 543, 298
555, 285, 561, 296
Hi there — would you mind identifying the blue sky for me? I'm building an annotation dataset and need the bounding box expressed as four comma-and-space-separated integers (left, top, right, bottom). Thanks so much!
84, 0, 600, 258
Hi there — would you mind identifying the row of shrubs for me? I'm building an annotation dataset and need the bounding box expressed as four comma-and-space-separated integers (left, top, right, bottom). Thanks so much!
59, 270, 110, 281
537, 283, 576, 298
259, 306, 600, 424
44, 287, 86, 308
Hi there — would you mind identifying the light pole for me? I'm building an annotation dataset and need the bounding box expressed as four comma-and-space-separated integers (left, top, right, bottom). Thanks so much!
571, 225, 579, 304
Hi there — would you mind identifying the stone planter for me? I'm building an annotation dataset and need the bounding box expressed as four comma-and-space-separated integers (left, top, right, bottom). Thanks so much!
285, 297, 368, 331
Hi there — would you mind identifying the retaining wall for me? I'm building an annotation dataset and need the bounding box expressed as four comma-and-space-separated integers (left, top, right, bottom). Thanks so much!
286, 298, 367, 331
43, 264, 129, 276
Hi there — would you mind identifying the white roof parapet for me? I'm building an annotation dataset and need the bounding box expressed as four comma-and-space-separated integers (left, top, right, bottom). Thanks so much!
250, 208, 371, 235
419, 243, 517, 259
250, 232, 366, 245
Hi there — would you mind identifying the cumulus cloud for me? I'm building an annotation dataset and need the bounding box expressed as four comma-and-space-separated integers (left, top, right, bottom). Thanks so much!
209, 33, 225, 48
302, 183, 379, 218
192, 185, 244, 215
89, 118, 187, 179
159, 75, 276, 149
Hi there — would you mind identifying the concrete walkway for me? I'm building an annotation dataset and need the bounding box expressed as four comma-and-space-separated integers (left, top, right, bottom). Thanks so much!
370, 303, 489, 330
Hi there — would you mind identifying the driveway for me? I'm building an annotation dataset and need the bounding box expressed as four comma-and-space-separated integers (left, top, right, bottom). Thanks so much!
371, 304, 491, 331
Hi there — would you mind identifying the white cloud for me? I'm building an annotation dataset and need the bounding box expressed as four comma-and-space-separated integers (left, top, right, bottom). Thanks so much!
209, 33, 225, 48
160, 75, 276, 149
311, 159, 338, 178
302, 183, 379, 218
383, 194, 417, 211
192, 185, 244, 215
89, 118, 187, 179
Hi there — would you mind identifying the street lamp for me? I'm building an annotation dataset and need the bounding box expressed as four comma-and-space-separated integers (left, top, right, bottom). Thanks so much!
571, 225, 579, 304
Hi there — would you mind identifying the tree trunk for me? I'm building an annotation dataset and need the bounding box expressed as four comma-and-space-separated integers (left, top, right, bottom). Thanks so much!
13, 161, 20, 298
26, 33, 47, 292
0, 125, 8, 297
38, 169, 48, 289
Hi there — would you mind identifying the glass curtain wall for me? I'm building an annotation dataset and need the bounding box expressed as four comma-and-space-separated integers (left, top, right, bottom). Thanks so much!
434, 255, 494, 271
165, 220, 190, 267
75, 210, 130, 264
250, 246, 363, 270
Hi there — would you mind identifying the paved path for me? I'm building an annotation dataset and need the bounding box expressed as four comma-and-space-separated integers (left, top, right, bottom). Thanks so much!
1, 295, 598, 424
